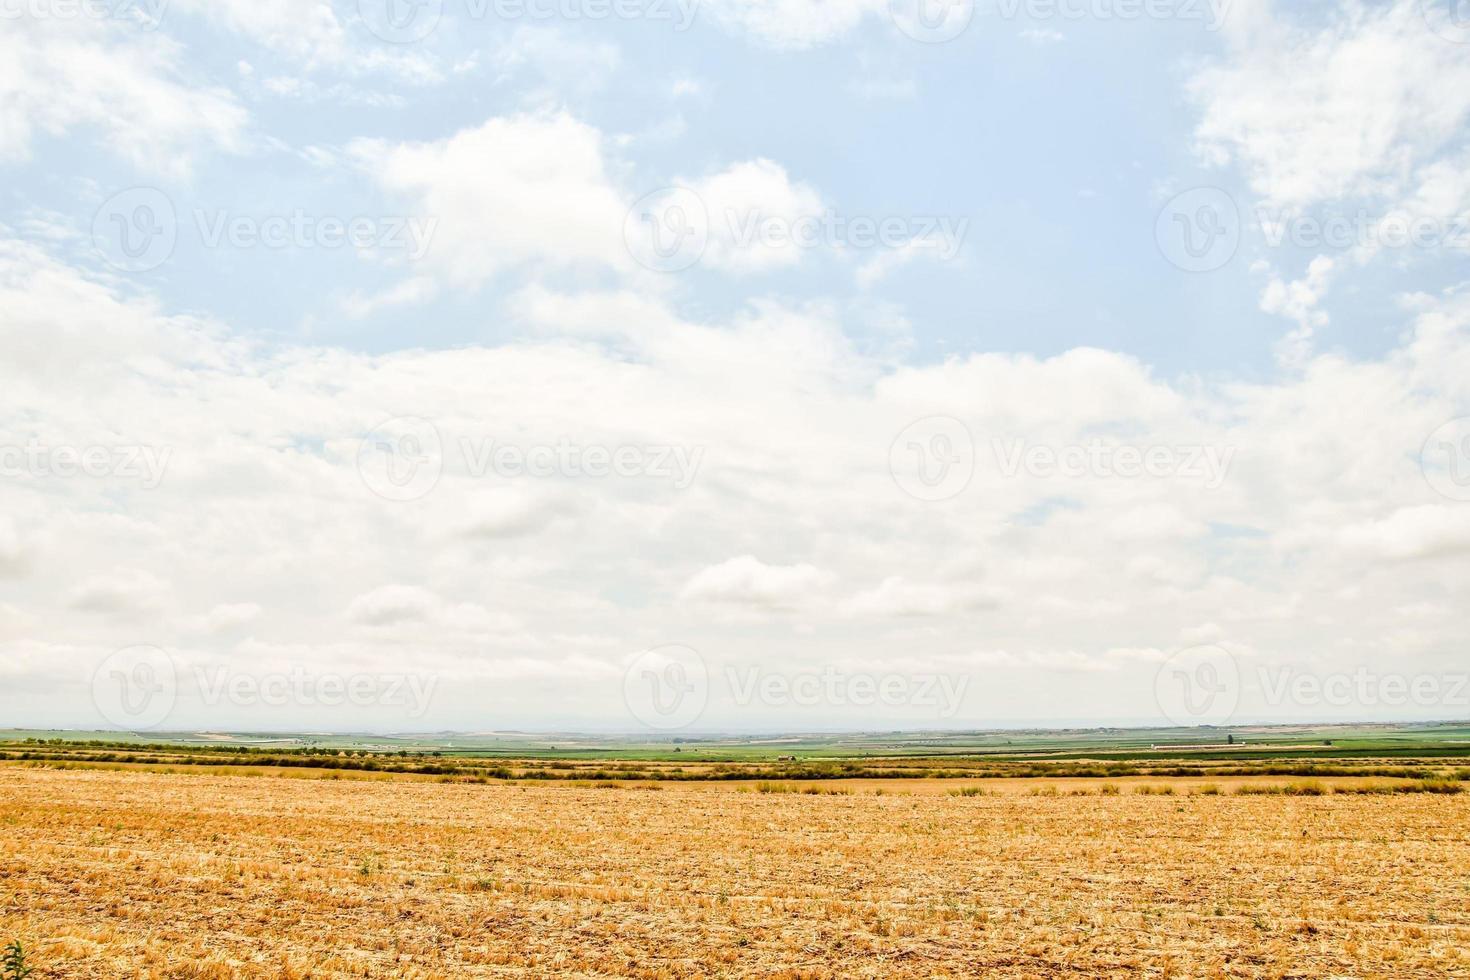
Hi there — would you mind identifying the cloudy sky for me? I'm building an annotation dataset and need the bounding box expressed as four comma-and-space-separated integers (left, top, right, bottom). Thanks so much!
2, 0, 1469, 733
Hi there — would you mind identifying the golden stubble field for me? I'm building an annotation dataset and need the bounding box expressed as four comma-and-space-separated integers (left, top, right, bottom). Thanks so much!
2, 768, 1467, 978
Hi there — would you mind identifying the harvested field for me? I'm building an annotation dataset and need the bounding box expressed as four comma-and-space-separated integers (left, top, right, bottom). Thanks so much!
2, 767, 1468, 978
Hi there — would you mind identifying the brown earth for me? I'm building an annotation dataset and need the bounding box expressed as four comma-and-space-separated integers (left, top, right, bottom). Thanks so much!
2, 767, 1467, 978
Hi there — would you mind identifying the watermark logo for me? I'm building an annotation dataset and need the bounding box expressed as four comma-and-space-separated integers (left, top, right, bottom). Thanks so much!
1422, 0, 1470, 42
357, 417, 444, 502
1153, 644, 1240, 726
622, 644, 708, 730
1422, 417, 1470, 502
890, 0, 974, 42
624, 187, 710, 273
93, 187, 177, 273
92, 645, 178, 730
0, 0, 167, 27
1156, 187, 1239, 273
889, 416, 975, 502
359, 0, 442, 42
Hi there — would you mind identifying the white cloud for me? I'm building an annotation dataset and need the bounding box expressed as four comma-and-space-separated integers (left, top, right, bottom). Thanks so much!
350, 112, 629, 289
1337, 505, 1470, 562
841, 577, 1003, 617
66, 571, 171, 618
171, 0, 441, 83
1190, 0, 1470, 356
1191, 0, 1470, 209
490, 25, 621, 95
340, 277, 438, 320
1261, 254, 1336, 365
701, 0, 887, 48
0, 518, 32, 579
1020, 28, 1065, 44
855, 235, 962, 289
3, 239, 1470, 726
685, 158, 827, 273
182, 602, 262, 634
680, 556, 833, 611
0, 17, 247, 176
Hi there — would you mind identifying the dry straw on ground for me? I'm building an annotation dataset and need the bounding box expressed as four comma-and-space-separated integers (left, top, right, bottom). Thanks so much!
1, 767, 1467, 977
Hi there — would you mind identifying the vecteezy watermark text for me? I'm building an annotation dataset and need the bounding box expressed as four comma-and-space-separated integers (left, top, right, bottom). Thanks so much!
460, 438, 703, 486
0, 0, 166, 26
1254, 208, 1470, 251
996, 0, 1226, 27
889, 0, 1227, 43
1259, 667, 1469, 710
726, 665, 969, 717
1157, 186, 1470, 272
992, 438, 1235, 490
91, 646, 439, 729
92, 187, 437, 273
620, 645, 972, 730
357, 417, 704, 502
1154, 645, 1470, 727
193, 210, 436, 258
624, 187, 969, 273
194, 665, 437, 716
0, 442, 171, 489
357, 0, 698, 44
889, 416, 1236, 502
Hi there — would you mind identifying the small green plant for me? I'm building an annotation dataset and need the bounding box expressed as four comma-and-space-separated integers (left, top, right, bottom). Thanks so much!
3, 940, 34, 980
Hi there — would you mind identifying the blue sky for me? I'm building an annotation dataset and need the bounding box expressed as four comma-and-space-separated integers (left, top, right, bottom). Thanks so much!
2, 0, 1470, 732
6, 0, 1370, 369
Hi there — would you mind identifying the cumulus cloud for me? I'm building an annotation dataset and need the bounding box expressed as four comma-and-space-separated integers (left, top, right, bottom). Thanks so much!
1261, 255, 1337, 365
170, 0, 441, 83
700, 0, 888, 48
349, 112, 628, 289
1190, 0, 1470, 209
841, 577, 1003, 617
683, 158, 827, 273
1190, 0, 1470, 358
0, 16, 247, 175
65, 571, 171, 618
1337, 505, 1470, 562
2, 237, 1469, 726
346, 585, 442, 627
0, 519, 32, 579
680, 556, 833, 612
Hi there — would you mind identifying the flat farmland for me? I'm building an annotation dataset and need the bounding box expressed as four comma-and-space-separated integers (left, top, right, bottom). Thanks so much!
2, 768, 1468, 978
